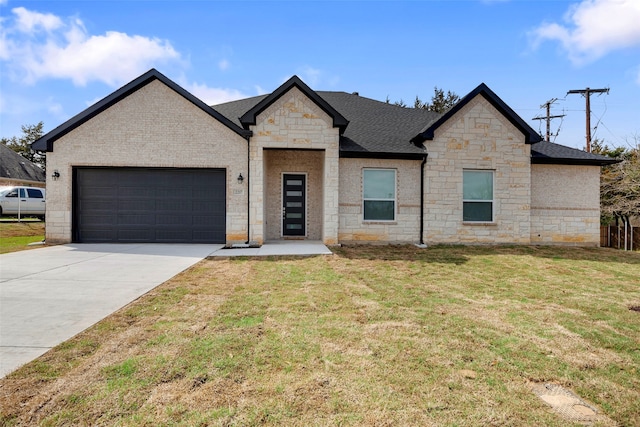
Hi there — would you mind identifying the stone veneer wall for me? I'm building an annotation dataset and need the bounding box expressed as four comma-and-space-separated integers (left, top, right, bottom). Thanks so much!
423, 97, 532, 244
45, 80, 248, 244
264, 150, 324, 240
338, 158, 422, 243
530, 164, 601, 246
249, 87, 340, 245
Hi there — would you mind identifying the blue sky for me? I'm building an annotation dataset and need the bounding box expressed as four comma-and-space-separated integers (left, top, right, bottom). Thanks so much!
1, 0, 639, 150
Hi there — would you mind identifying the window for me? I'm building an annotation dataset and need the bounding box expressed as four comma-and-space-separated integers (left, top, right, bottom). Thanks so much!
27, 189, 43, 198
463, 170, 494, 222
363, 169, 396, 221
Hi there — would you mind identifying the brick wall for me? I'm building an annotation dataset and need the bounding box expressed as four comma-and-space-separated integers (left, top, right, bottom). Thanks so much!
530, 164, 601, 246
45, 80, 248, 244
264, 150, 324, 240
338, 158, 422, 243
423, 96, 532, 244
249, 87, 340, 244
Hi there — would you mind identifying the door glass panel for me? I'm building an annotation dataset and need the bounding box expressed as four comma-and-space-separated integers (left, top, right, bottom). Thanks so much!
283, 174, 305, 236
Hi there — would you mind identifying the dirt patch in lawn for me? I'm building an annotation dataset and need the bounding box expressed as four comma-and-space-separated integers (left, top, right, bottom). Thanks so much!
530, 382, 615, 425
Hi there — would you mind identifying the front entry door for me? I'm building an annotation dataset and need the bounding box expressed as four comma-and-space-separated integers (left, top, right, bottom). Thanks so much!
282, 174, 306, 236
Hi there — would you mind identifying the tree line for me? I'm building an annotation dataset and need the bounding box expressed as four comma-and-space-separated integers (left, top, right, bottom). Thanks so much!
1, 122, 46, 172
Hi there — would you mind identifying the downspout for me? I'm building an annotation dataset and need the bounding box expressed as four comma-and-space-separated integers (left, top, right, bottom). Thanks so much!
246, 134, 251, 244
419, 153, 428, 245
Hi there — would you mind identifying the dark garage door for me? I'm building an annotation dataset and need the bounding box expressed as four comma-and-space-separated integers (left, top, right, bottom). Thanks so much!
74, 168, 226, 243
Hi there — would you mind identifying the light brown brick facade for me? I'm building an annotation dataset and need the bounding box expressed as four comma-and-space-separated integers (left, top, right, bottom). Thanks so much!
530, 164, 600, 246
40, 73, 605, 247
423, 97, 532, 244
45, 80, 248, 244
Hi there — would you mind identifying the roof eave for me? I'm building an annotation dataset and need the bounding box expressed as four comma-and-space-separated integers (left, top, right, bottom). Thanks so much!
411, 83, 542, 145
531, 156, 621, 166
31, 69, 251, 152
239, 76, 349, 132
339, 150, 426, 160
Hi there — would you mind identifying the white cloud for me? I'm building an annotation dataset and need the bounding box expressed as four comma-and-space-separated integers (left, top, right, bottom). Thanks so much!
297, 65, 323, 87
12, 6, 63, 33
1, 6, 181, 86
184, 81, 249, 105
531, 0, 640, 65
218, 58, 230, 71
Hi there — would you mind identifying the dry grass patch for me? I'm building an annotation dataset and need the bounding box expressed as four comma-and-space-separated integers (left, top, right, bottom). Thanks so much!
1, 245, 639, 426
0, 221, 45, 253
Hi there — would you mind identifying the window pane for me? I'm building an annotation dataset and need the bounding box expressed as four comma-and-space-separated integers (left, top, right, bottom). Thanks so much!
286, 213, 302, 219
286, 224, 302, 229
463, 202, 493, 221
463, 171, 493, 200
286, 191, 302, 197
364, 200, 394, 221
364, 169, 395, 199
286, 202, 302, 208
27, 189, 43, 198
287, 180, 303, 186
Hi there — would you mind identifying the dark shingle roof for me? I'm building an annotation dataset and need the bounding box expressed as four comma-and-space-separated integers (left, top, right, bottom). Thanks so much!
215, 91, 438, 159
0, 143, 45, 182
531, 141, 620, 166
239, 76, 349, 132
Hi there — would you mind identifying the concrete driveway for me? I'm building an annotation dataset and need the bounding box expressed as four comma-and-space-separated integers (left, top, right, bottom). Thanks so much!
0, 243, 219, 377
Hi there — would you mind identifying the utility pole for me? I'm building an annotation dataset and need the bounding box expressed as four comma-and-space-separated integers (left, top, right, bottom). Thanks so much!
567, 87, 609, 152
532, 98, 565, 142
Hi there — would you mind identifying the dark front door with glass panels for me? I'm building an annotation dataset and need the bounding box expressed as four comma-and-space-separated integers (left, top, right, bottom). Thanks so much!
282, 174, 306, 236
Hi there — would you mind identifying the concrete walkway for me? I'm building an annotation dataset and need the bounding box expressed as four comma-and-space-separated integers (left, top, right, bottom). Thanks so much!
209, 240, 333, 257
0, 243, 219, 377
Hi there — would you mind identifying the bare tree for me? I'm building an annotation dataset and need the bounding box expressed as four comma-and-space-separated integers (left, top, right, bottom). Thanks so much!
593, 137, 640, 227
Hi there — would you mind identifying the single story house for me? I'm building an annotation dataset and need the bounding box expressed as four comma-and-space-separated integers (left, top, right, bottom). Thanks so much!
32, 69, 616, 246
0, 143, 45, 187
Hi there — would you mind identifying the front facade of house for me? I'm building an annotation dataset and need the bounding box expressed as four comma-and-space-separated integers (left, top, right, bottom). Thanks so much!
33, 69, 615, 246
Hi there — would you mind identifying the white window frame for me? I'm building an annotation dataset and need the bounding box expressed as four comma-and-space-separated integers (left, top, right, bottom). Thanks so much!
362, 168, 397, 222
462, 169, 495, 223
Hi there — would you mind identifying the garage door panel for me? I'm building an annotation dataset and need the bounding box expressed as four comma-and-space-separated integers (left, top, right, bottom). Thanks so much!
75, 168, 226, 243
118, 214, 155, 225
156, 214, 192, 225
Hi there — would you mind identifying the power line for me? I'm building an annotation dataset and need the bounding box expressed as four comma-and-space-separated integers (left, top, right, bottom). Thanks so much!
532, 98, 565, 142
567, 87, 609, 152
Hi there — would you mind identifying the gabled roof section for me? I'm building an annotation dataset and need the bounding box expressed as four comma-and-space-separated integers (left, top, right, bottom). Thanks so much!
411, 83, 542, 145
531, 141, 621, 166
32, 69, 251, 152
239, 75, 349, 132
216, 91, 433, 159
0, 143, 45, 182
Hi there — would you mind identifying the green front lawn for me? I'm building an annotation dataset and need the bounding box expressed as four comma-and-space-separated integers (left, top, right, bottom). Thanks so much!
1, 245, 638, 426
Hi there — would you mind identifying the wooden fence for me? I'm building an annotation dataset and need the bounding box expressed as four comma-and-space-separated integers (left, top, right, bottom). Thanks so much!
600, 225, 640, 250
